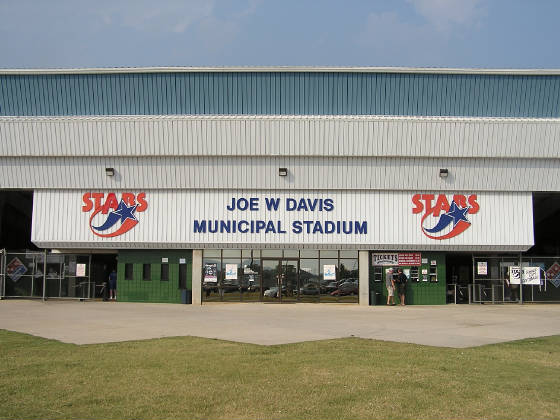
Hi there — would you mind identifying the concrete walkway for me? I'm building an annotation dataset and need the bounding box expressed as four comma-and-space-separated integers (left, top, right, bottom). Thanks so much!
1, 300, 559, 348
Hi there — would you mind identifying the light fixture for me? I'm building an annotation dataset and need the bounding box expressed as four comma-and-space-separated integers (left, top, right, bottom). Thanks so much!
105, 167, 115, 177
278, 167, 288, 177
439, 168, 449, 178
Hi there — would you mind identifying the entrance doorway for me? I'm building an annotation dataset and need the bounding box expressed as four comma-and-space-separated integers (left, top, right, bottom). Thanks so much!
262, 259, 299, 303
201, 249, 359, 303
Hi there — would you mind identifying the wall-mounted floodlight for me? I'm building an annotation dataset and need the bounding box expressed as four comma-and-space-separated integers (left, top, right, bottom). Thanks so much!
105, 167, 115, 177
279, 167, 288, 177
439, 168, 449, 178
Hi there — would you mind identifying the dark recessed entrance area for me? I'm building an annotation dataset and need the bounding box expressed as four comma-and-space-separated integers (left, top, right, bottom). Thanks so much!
445, 253, 473, 303
0, 191, 35, 250
530, 192, 560, 255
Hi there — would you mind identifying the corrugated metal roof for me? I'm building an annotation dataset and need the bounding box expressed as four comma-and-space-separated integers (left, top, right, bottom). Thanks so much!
1, 71, 559, 117
1, 66, 560, 75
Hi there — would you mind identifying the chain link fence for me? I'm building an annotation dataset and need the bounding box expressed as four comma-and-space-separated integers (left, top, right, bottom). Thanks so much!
0, 249, 5, 298
1, 251, 93, 300
472, 256, 560, 303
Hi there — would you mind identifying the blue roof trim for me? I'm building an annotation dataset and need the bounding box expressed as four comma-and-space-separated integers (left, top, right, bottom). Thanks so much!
1, 72, 559, 117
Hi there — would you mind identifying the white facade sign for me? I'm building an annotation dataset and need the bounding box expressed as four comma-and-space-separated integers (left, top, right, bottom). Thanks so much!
372, 253, 421, 266
372, 253, 399, 266
31, 190, 534, 251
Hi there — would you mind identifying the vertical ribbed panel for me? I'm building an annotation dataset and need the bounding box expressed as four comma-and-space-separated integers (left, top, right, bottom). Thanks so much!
1, 156, 559, 191
1, 73, 559, 117
2, 116, 560, 158
31, 190, 534, 251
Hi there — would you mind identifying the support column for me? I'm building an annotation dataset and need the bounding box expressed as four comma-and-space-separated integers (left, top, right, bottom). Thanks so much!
358, 250, 370, 306
191, 250, 202, 305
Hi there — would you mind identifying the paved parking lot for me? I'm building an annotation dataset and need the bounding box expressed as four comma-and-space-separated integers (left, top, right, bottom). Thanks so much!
1, 299, 559, 348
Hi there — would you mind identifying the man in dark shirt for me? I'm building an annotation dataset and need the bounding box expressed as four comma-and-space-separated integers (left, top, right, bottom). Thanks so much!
109, 269, 117, 301
395, 268, 408, 306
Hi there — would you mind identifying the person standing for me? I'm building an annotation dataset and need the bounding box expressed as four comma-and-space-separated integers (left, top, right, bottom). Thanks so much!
108, 268, 117, 301
385, 268, 395, 305
395, 268, 408, 306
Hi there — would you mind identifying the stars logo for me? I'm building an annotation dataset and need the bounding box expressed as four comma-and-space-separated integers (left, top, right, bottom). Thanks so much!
412, 194, 480, 241
83, 192, 147, 238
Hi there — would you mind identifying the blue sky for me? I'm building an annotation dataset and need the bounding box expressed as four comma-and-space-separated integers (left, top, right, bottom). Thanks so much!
1, 0, 559, 69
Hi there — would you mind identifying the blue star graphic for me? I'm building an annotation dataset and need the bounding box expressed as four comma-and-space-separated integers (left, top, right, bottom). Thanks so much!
446, 201, 470, 227
112, 200, 138, 223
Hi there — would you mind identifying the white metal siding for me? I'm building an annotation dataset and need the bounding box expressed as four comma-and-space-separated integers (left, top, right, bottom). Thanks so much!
1, 115, 560, 158
2, 156, 559, 191
32, 189, 533, 251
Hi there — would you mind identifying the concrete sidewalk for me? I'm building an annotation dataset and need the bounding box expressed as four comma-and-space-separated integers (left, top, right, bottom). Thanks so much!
0, 300, 559, 348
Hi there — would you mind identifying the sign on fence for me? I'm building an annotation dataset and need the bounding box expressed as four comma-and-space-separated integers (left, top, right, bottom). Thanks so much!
509, 267, 541, 285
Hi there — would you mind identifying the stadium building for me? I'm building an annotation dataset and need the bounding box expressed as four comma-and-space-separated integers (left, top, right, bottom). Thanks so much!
1, 67, 559, 305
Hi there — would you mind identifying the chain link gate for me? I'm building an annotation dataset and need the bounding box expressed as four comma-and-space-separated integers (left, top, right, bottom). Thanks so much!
1, 250, 93, 300
0, 249, 5, 298
472, 255, 560, 303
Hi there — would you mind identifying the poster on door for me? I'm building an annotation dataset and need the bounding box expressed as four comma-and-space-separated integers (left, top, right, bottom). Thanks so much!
477, 261, 488, 275
225, 264, 238, 280
204, 263, 217, 283
76, 264, 87, 277
323, 265, 336, 281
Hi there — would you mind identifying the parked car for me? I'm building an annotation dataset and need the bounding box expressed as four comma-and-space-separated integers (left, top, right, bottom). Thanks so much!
323, 281, 339, 293
331, 279, 358, 296
299, 283, 320, 295
263, 286, 286, 298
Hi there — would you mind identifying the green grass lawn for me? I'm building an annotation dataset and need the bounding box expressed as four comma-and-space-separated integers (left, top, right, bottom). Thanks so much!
1, 330, 558, 420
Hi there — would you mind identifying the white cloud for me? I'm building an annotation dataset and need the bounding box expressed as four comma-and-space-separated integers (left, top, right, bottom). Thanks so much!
356, 1, 488, 66
95, 0, 215, 33
407, 0, 484, 31
93, 0, 262, 44
234, 0, 262, 19
357, 11, 448, 65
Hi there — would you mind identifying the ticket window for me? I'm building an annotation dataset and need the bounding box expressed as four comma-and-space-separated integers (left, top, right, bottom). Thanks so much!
390, 267, 420, 282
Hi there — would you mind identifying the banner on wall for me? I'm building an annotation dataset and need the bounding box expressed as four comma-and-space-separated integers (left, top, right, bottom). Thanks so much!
31, 190, 535, 251
372, 253, 422, 266
372, 253, 399, 266
397, 253, 421, 266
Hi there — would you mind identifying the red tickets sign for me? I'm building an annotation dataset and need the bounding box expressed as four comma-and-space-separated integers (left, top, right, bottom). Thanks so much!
398, 253, 422, 266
